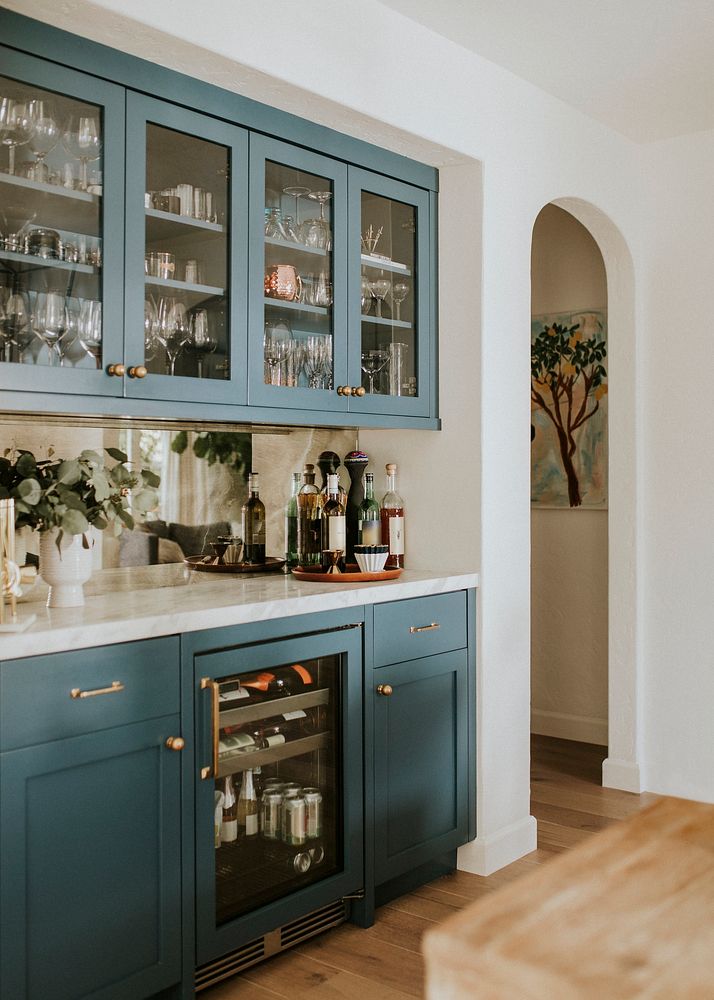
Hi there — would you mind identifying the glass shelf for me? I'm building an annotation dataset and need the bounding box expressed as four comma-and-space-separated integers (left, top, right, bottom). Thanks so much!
145, 207, 225, 237
146, 275, 225, 299
265, 236, 328, 258
360, 253, 411, 276
264, 296, 329, 317
360, 314, 412, 329
0, 249, 98, 276
0, 171, 101, 236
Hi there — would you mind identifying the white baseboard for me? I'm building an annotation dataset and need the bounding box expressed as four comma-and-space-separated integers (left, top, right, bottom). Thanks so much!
602, 756, 643, 793
457, 815, 538, 876
531, 708, 608, 746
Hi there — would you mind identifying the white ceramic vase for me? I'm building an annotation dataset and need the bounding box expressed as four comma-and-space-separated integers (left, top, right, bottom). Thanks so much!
39, 529, 94, 608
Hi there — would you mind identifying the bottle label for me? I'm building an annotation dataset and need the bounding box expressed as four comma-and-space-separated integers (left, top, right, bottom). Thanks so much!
359, 519, 381, 545
283, 709, 307, 721
389, 516, 405, 555
219, 689, 249, 702
245, 813, 259, 836
221, 818, 238, 842
328, 516, 346, 552
264, 733, 286, 747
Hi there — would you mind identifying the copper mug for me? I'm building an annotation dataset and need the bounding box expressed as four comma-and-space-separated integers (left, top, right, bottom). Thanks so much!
264, 264, 302, 302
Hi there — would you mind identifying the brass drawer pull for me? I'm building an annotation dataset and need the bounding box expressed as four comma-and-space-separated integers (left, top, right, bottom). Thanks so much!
70, 680, 125, 699
409, 622, 441, 634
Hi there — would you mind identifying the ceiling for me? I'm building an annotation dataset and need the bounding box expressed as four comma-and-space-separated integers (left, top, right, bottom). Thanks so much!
379, 0, 714, 143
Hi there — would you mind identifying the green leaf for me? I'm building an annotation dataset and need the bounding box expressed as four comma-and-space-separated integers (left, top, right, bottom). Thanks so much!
79, 449, 103, 468
132, 488, 158, 514
90, 470, 112, 501
116, 507, 135, 530
105, 447, 128, 463
92, 515, 108, 531
57, 459, 82, 486
56, 486, 87, 512
141, 469, 161, 488
109, 463, 136, 487
60, 508, 90, 535
15, 478, 42, 505
170, 431, 188, 455
16, 452, 37, 477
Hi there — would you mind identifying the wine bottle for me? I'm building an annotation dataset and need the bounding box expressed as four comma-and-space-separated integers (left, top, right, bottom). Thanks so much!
321, 473, 346, 569
344, 450, 369, 562
296, 464, 321, 568
358, 472, 381, 546
380, 462, 405, 569
237, 769, 259, 837
221, 775, 238, 843
316, 451, 347, 506
285, 471, 301, 568
242, 472, 266, 564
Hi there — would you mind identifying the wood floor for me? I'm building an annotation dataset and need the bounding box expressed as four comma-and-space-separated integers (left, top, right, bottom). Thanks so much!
205, 736, 658, 1000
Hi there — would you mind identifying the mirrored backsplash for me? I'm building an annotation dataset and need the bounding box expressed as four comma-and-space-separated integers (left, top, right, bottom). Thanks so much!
0, 417, 356, 570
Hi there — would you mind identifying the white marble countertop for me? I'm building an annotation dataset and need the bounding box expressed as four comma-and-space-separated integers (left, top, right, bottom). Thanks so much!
1, 564, 478, 660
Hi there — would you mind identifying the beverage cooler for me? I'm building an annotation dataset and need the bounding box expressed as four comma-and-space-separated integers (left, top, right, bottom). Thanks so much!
193, 624, 363, 986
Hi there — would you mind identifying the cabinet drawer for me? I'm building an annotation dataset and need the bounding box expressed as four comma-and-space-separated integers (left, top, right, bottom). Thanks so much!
0, 636, 180, 750
373, 591, 468, 667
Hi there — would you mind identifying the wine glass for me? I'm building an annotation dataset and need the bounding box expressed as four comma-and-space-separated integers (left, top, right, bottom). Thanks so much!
304, 334, 331, 390
4, 290, 32, 362
63, 113, 101, 191
77, 299, 102, 368
263, 319, 290, 385
156, 298, 189, 376
369, 278, 391, 319
0, 99, 32, 176
391, 280, 410, 322
188, 308, 217, 378
144, 298, 160, 364
285, 338, 305, 387
301, 190, 331, 250
283, 184, 310, 239
32, 290, 67, 365
27, 99, 60, 183
361, 349, 389, 394
360, 274, 372, 314
0, 285, 12, 363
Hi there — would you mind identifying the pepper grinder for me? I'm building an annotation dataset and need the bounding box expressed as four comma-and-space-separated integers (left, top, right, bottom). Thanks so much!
343, 450, 369, 563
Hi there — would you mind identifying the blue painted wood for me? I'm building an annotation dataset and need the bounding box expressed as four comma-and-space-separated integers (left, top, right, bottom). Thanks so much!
124, 92, 250, 404
372, 648, 469, 885
347, 169, 432, 418
248, 134, 349, 412
372, 591, 468, 667
429, 189, 440, 420
467, 588, 478, 842
194, 623, 363, 964
0, 636, 180, 751
0, 9, 438, 193
0, 715, 182, 1000
0, 45, 125, 398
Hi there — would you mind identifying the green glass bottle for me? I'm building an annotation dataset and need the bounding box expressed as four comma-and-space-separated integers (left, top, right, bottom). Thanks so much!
358, 472, 381, 545
285, 471, 301, 568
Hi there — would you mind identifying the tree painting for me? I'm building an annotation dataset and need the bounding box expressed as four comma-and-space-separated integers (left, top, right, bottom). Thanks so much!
531, 311, 607, 508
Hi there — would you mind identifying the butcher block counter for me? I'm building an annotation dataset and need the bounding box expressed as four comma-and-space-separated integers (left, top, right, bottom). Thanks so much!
424, 796, 714, 999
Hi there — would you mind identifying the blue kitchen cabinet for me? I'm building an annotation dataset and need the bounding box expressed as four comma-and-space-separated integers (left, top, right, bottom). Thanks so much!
0, 638, 183, 1000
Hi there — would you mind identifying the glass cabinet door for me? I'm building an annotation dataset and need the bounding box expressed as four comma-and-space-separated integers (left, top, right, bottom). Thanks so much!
348, 169, 431, 417
124, 93, 248, 403
0, 48, 124, 395
248, 135, 348, 411
195, 626, 362, 965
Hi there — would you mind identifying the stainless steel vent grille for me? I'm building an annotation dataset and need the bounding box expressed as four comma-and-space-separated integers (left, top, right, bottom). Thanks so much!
195, 898, 348, 992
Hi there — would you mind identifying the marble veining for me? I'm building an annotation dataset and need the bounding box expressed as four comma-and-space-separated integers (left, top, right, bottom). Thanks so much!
1, 566, 478, 660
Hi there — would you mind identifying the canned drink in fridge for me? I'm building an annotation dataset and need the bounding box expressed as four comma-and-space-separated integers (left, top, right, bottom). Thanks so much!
283, 795, 306, 846
303, 787, 323, 839
290, 851, 312, 875
261, 791, 283, 840
282, 782, 302, 795
308, 844, 325, 866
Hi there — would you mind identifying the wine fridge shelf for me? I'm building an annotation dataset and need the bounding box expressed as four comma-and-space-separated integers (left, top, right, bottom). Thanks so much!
217, 732, 329, 778
218, 687, 330, 728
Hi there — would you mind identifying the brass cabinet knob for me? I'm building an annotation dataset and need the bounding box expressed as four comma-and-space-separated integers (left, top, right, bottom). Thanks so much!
376, 684, 393, 697
353, 386, 366, 397
337, 385, 353, 396
165, 736, 185, 751
106, 363, 126, 377
128, 365, 148, 379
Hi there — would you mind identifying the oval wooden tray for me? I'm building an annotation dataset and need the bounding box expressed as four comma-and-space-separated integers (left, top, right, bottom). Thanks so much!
185, 555, 285, 574
291, 566, 402, 583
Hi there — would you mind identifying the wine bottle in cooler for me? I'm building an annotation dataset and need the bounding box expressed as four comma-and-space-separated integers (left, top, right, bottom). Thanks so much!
380, 462, 405, 568
358, 472, 381, 546
242, 472, 266, 564
221, 775, 238, 843
296, 464, 321, 568
237, 769, 259, 837
285, 471, 301, 568
321, 473, 346, 569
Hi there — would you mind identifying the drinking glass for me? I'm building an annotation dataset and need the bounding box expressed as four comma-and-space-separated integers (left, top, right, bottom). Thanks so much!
305, 334, 332, 390
188, 308, 217, 378
0, 99, 32, 176
301, 190, 331, 250
283, 184, 310, 234
361, 349, 389, 394
78, 299, 102, 368
0, 285, 11, 363
144, 298, 160, 364
285, 338, 305, 387
32, 291, 67, 365
360, 274, 372, 314
27, 99, 60, 183
263, 320, 291, 385
369, 278, 391, 319
156, 297, 189, 376
63, 114, 101, 191
391, 280, 410, 322
4, 290, 32, 362
313, 271, 333, 308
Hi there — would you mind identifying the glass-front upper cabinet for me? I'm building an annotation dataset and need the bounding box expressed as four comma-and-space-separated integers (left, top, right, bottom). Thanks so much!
124, 93, 248, 403
0, 49, 124, 396
248, 136, 348, 412
348, 170, 431, 417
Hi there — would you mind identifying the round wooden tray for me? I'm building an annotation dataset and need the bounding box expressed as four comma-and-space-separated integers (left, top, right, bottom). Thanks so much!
291, 565, 402, 583
184, 555, 286, 574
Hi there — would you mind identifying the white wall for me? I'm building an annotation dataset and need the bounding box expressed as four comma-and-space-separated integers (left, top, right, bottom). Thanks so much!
531, 205, 609, 745
640, 129, 714, 803
7, 0, 651, 867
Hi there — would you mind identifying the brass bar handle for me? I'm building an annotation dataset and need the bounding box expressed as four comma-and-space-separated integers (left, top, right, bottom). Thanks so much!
200, 677, 220, 780
376, 683, 393, 697
70, 680, 124, 699
409, 622, 441, 634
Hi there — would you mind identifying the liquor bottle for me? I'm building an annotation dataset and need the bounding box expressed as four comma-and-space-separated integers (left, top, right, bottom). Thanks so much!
296, 464, 321, 568
380, 462, 405, 569
321, 473, 346, 569
344, 450, 369, 562
242, 472, 266, 564
284, 472, 301, 568
358, 472, 381, 546
221, 775, 238, 843
237, 769, 259, 837
316, 451, 347, 505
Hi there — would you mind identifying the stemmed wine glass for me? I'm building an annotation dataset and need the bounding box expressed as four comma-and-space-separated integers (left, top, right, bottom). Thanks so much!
391, 280, 410, 322
285, 338, 305, 387
263, 319, 291, 385
188, 308, 217, 378
369, 278, 391, 319
144, 298, 160, 365
360, 274, 372, 314
77, 299, 102, 368
156, 297, 189, 376
63, 113, 101, 191
361, 349, 389, 394
32, 291, 67, 366
0, 99, 33, 176
282, 185, 310, 241
27, 99, 60, 183
304, 334, 332, 390
301, 190, 331, 250
3, 290, 32, 362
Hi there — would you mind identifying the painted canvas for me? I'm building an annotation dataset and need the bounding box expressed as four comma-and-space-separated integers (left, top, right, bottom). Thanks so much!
531, 309, 607, 508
